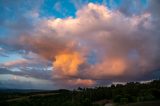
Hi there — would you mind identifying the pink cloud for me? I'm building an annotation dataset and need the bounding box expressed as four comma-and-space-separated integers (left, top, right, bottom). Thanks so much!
2, 3, 160, 88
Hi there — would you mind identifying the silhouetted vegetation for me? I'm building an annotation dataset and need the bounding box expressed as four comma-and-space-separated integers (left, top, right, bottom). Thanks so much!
0, 80, 160, 106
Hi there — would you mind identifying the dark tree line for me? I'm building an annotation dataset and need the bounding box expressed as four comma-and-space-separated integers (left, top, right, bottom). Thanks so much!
0, 80, 160, 106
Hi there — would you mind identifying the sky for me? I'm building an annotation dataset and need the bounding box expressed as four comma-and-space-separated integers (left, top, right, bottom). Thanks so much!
0, 0, 160, 90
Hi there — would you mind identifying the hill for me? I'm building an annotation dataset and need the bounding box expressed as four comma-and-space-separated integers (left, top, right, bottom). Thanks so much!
0, 80, 160, 106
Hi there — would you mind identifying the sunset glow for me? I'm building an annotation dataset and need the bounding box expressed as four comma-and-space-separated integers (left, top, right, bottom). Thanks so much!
53, 52, 84, 76
0, 0, 160, 89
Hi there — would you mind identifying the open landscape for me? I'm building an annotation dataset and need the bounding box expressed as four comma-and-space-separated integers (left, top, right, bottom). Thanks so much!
0, 80, 160, 106
0, 0, 160, 106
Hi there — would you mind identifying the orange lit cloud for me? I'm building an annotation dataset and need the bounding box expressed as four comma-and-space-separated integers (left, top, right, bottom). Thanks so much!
101, 58, 126, 76
53, 78, 95, 88
82, 58, 127, 79
2, 3, 160, 88
67, 79, 95, 87
53, 51, 85, 76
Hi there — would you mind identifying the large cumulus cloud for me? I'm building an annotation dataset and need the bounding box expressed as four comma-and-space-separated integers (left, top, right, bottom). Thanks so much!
1, 2, 160, 88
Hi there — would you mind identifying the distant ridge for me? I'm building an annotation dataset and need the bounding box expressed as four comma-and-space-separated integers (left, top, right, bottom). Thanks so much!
0, 88, 49, 93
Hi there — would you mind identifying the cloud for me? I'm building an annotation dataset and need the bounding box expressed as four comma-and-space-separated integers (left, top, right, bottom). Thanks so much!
1, 2, 160, 88
71, 0, 88, 9
54, 2, 62, 13
0, 74, 55, 90
117, 0, 147, 16
0, 0, 43, 38
53, 51, 85, 77
2, 59, 28, 67
0, 52, 52, 80
0, 65, 52, 81
0, 47, 8, 57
